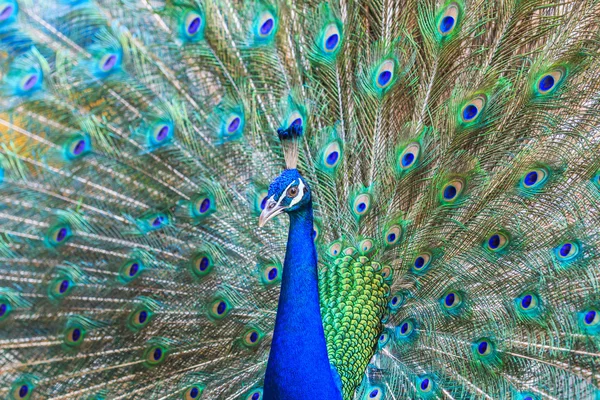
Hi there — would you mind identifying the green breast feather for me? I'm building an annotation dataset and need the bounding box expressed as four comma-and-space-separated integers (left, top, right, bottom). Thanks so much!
320, 244, 391, 399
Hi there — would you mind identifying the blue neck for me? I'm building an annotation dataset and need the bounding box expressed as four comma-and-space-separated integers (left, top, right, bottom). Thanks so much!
263, 204, 342, 400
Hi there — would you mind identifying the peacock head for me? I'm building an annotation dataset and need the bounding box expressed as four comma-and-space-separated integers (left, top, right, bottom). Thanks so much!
258, 169, 312, 227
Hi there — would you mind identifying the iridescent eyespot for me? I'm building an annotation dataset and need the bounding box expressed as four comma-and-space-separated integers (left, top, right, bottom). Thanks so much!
64, 326, 85, 347
243, 328, 263, 347
412, 252, 432, 273
0, 300, 11, 321
320, 23, 341, 54
583, 309, 599, 326
49, 277, 74, 300
358, 239, 374, 255
441, 179, 464, 202
321, 140, 342, 170
486, 232, 509, 252
183, 11, 204, 38
255, 10, 276, 39
328, 241, 342, 257
352, 193, 372, 217
475, 339, 494, 356
245, 388, 263, 400
521, 167, 549, 190
191, 253, 213, 278
384, 225, 402, 246
149, 122, 173, 146
148, 213, 169, 230
437, 3, 460, 36
417, 376, 435, 393
19, 71, 42, 93
98, 52, 119, 74
209, 298, 231, 319
183, 385, 204, 400
374, 59, 395, 89
261, 264, 280, 284
517, 292, 539, 311
389, 292, 404, 310
119, 259, 143, 283
555, 241, 579, 261
398, 143, 420, 171
536, 67, 565, 95
145, 344, 167, 366
11, 378, 34, 400
378, 331, 391, 348
129, 307, 152, 330
397, 318, 415, 337
223, 113, 244, 137
15, 384, 30, 400
46, 223, 72, 247
442, 291, 460, 309
64, 135, 91, 160
519, 394, 538, 400
0, 2, 17, 23
460, 95, 486, 123
191, 194, 215, 219
364, 386, 383, 400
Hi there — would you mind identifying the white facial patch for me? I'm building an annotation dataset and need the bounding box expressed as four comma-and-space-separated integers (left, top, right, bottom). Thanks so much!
289, 179, 306, 208
273, 179, 305, 209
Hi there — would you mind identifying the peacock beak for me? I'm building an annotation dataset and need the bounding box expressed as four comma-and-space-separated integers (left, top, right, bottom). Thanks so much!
258, 198, 286, 227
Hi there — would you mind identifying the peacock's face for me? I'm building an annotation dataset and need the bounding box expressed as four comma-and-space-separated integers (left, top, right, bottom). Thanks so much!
258, 169, 311, 227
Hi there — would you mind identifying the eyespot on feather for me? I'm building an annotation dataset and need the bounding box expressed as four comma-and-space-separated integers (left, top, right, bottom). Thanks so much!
208, 298, 231, 319
398, 143, 420, 171
374, 59, 395, 90
437, 3, 461, 37
440, 179, 464, 203
352, 193, 372, 217
535, 67, 566, 95
485, 232, 509, 252
46, 223, 72, 247
459, 95, 486, 124
320, 23, 342, 54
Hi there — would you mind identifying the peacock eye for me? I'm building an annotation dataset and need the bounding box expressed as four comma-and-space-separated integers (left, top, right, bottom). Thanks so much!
184, 385, 205, 400
184, 385, 204, 400
460, 95, 487, 124
486, 232, 509, 252
474, 338, 494, 356
555, 241, 580, 262
242, 327, 263, 347
286, 186, 299, 198
144, 344, 168, 366
64, 326, 85, 347
11, 380, 34, 400
0, 3, 16, 23
245, 388, 263, 400
418, 376, 434, 393
374, 59, 395, 89
99, 52, 119, 73
437, 3, 460, 36
521, 167, 549, 189
365, 387, 383, 400
536, 67, 565, 95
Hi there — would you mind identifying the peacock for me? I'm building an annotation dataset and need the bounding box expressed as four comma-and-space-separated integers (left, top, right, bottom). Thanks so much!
1, 0, 600, 398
